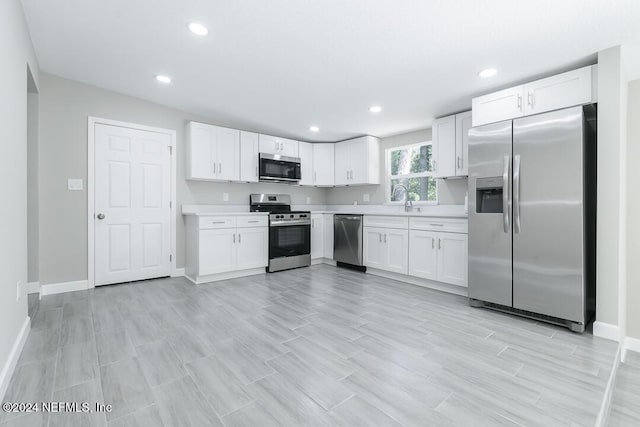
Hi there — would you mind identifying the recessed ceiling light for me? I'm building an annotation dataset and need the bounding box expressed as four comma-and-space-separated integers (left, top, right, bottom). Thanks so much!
309, 126, 320, 132
369, 105, 382, 113
478, 68, 497, 78
155, 75, 172, 84
188, 22, 208, 36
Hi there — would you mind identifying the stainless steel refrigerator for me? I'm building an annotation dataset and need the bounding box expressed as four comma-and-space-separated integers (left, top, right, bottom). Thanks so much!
468, 105, 597, 332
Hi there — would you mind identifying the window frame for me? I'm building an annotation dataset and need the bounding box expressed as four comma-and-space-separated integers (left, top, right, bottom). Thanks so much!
384, 141, 438, 205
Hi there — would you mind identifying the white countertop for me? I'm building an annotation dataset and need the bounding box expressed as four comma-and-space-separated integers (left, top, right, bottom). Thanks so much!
181, 204, 467, 219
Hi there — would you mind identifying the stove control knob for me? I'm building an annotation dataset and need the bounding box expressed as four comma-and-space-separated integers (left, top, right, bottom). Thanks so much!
290, 214, 295, 218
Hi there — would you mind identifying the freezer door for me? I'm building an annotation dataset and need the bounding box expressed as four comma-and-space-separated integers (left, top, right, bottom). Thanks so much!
512, 107, 585, 322
468, 120, 513, 306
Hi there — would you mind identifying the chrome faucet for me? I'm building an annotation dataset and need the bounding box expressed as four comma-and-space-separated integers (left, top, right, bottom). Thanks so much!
392, 184, 413, 212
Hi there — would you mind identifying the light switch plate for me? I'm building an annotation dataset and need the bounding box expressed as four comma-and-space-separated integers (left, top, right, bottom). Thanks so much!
223, 192, 229, 202
363, 193, 370, 202
67, 179, 83, 191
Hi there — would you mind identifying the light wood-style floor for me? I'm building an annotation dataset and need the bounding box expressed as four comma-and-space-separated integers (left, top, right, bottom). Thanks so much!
608, 351, 640, 426
2, 265, 620, 426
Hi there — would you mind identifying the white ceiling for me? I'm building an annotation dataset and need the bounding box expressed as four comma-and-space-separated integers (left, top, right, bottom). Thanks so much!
21, 0, 640, 142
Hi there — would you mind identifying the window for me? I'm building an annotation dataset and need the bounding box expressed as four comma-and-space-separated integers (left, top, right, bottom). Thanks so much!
386, 142, 437, 204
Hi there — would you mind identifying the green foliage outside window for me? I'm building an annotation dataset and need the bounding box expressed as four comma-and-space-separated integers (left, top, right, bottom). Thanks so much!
388, 143, 436, 203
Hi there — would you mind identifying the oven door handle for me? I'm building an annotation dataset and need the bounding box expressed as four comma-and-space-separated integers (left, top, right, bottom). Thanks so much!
270, 221, 311, 227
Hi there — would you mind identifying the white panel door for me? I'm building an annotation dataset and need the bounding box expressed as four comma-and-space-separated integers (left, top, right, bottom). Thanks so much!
384, 229, 409, 274
408, 230, 438, 280
240, 131, 259, 182
363, 227, 385, 269
433, 115, 456, 178
187, 123, 214, 179
455, 111, 472, 176
323, 214, 334, 259
214, 126, 240, 181
298, 141, 314, 186
311, 214, 324, 259
313, 144, 335, 186
259, 134, 280, 155
472, 85, 524, 127
236, 227, 268, 269
523, 66, 593, 116
199, 228, 237, 275
95, 124, 171, 285
437, 232, 468, 287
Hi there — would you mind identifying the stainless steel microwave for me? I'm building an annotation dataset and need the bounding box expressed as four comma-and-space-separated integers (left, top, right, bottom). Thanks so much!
259, 153, 301, 183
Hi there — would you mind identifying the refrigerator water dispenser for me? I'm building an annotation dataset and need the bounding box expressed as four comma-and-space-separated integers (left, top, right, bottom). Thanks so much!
476, 177, 503, 213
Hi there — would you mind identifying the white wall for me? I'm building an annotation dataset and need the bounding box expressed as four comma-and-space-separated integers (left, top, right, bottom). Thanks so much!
626, 78, 640, 340
595, 47, 626, 334
0, 0, 40, 400
27, 89, 38, 284
327, 128, 468, 206
37, 73, 328, 285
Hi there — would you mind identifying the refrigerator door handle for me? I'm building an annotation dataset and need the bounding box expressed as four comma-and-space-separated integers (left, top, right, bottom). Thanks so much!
503, 155, 510, 233
514, 154, 521, 233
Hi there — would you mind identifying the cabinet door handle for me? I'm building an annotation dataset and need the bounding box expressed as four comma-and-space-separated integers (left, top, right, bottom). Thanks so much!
219, 162, 222, 175
248, 220, 259, 223
314, 171, 317, 183
213, 163, 216, 174
233, 233, 236, 243
437, 238, 441, 249
238, 233, 241, 243
383, 234, 387, 243
517, 94, 523, 111
379, 233, 382, 243
433, 160, 437, 171
312, 218, 315, 227
256, 166, 258, 178
431, 238, 435, 249
457, 156, 461, 169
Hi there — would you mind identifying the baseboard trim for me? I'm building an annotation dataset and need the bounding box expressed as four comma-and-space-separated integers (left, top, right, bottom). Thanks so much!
25, 281, 40, 294
171, 268, 185, 278
40, 279, 90, 297
186, 267, 266, 285
596, 343, 622, 427
0, 317, 30, 402
622, 336, 640, 361
365, 268, 468, 297
593, 321, 620, 342
311, 258, 337, 266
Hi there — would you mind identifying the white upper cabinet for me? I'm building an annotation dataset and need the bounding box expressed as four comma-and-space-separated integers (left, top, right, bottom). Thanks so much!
454, 111, 472, 176
259, 134, 299, 157
334, 136, 380, 186
523, 66, 594, 116
472, 86, 524, 127
187, 122, 240, 181
432, 115, 456, 178
298, 141, 314, 186
472, 65, 596, 127
312, 144, 335, 186
240, 131, 259, 182
431, 111, 471, 178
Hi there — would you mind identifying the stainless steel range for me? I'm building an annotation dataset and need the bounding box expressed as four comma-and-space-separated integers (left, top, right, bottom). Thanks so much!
249, 194, 311, 272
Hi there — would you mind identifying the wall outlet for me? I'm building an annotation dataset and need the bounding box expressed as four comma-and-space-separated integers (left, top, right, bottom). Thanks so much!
306, 197, 311, 204
67, 178, 83, 191
363, 193, 370, 203
222, 192, 229, 202
16, 281, 21, 302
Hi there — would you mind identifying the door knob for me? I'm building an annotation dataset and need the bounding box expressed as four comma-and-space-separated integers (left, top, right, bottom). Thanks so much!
97, 213, 105, 220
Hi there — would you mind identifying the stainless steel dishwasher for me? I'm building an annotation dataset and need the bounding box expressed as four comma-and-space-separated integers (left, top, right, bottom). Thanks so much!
334, 214, 365, 271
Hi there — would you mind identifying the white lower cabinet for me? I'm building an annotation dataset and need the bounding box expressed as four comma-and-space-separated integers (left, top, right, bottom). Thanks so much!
409, 229, 467, 287
199, 228, 237, 275
363, 227, 408, 275
185, 215, 268, 283
408, 230, 438, 281
322, 214, 334, 259
311, 214, 324, 259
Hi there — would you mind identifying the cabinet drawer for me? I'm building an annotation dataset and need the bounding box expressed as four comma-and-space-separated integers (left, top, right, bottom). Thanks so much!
236, 216, 268, 228
363, 216, 409, 229
199, 216, 236, 229
409, 217, 468, 233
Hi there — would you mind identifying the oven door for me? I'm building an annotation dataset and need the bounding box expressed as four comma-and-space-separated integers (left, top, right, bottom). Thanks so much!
259, 153, 301, 183
269, 223, 310, 259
